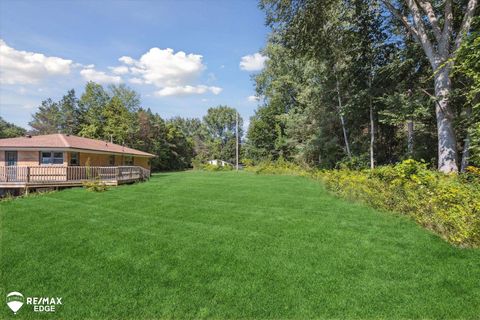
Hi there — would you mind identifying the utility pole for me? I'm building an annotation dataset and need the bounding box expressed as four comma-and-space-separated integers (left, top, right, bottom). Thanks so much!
236, 111, 239, 171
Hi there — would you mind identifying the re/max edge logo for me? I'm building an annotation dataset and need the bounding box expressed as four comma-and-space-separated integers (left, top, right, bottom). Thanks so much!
6, 291, 63, 314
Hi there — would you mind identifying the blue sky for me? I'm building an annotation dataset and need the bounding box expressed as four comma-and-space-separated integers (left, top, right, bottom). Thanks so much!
0, 0, 269, 128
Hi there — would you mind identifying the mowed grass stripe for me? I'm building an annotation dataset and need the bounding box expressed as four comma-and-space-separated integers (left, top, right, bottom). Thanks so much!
1, 171, 479, 319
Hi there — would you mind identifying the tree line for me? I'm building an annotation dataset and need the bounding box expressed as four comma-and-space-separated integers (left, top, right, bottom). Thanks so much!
245, 0, 478, 172
0, 82, 243, 171
1, 0, 477, 173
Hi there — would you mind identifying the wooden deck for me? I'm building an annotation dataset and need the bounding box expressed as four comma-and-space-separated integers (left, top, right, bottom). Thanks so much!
0, 165, 151, 190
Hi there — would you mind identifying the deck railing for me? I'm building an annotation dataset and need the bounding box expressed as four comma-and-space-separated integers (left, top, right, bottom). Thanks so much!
0, 166, 151, 184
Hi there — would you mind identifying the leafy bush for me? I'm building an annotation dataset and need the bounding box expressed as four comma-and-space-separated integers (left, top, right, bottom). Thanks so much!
460, 166, 480, 184
335, 154, 370, 170
202, 163, 234, 171
241, 158, 254, 168
248, 159, 480, 247
82, 179, 108, 192
191, 158, 204, 170
245, 158, 311, 176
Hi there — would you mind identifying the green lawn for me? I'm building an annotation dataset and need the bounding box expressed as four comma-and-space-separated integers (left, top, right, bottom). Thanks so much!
1, 171, 479, 319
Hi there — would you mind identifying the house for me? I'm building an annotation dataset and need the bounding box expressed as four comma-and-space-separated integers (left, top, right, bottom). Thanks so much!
207, 159, 233, 167
0, 133, 155, 193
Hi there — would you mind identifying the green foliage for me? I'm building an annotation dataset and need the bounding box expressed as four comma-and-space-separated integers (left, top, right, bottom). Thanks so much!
29, 89, 80, 135
193, 159, 234, 171
102, 96, 132, 144
248, 159, 480, 247
452, 17, 480, 166
82, 158, 108, 191
23, 82, 235, 172
251, 0, 443, 168
256, 0, 478, 171
203, 106, 243, 163
82, 179, 108, 192
201, 163, 234, 171
78, 82, 111, 139
0, 116, 26, 138
461, 166, 480, 184
245, 158, 310, 176
335, 155, 369, 170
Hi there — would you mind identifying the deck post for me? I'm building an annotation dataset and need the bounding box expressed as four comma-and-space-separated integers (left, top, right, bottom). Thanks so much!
27, 167, 30, 182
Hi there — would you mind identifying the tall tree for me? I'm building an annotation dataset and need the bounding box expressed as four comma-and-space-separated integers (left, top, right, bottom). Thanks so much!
203, 106, 243, 163
58, 89, 80, 135
452, 17, 480, 167
78, 82, 110, 139
102, 96, 132, 144
0, 117, 26, 138
381, 0, 478, 172
29, 98, 62, 134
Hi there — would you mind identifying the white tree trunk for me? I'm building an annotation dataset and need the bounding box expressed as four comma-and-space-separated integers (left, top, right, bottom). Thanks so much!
369, 103, 375, 169
382, 0, 478, 173
335, 75, 352, 159
407, 119, 414, 156
434, 68, 458, 173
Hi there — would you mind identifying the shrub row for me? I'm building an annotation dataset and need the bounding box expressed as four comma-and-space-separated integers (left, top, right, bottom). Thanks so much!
194, 163, 234, 171
246, 159, 480, 247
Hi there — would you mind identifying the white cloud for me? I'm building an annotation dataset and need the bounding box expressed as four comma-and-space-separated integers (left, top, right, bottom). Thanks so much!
120, 48, 205, 87
80, 66, 122, 84
129, 77, 143, 84
0, 39, 73, 84
118, 47, 222, 96
239, 53, 267, 71
247, 95, 260, 102
119, 56, 135, 65
209, 86, 223, 95
0, 40, 219, 97
155, 85, 222, 97
109, 65, 129, 75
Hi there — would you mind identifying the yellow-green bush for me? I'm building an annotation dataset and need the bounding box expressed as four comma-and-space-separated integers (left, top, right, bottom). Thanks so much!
202, 163, 234, 171
249, 159, 480, 247
245, 158, 312, 176
82, 179, 108, 192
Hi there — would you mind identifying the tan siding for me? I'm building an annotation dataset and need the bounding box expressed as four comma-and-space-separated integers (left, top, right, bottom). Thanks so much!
79, 153, 111, 166
115, 155, 123, 166
134, 157, 150, 169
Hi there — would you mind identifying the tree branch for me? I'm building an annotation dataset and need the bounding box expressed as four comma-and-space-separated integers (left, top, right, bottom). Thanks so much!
381, 0, 420, 41
453, 0, 478, 52
417, 0, 442, 42
441, 0, 453, 53
406, 0, 438, 67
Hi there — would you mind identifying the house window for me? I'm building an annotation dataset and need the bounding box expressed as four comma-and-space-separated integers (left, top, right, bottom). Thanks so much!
41, 151, 64, 165
70, 152, 79, 166
124, 156, 134, 166
109, 155, 115, 166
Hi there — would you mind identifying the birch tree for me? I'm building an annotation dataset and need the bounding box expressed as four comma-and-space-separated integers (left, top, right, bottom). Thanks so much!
381, 0, 478, 172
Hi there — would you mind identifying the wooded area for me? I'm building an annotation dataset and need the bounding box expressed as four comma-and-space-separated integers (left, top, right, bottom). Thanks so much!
246, 0, 478, 172
1, 0, 478, 173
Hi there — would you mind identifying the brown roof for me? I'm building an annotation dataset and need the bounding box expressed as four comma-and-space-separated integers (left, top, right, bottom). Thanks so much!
0, 134, 155, 157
